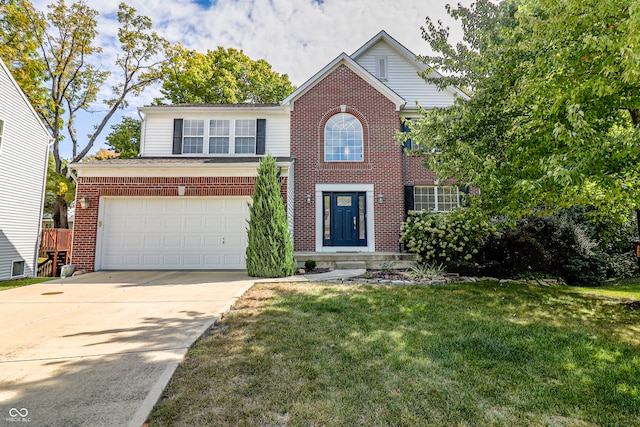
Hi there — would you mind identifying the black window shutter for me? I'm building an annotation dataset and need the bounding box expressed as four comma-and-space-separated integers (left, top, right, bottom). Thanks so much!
172, 119, 183, 155
459, 186, 470, 207
404, 185, 414, 217
401, 120, 412, 152
256, 119, 266, 155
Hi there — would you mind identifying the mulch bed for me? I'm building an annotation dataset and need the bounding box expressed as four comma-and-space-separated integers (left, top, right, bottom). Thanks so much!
620, 301, 640, 310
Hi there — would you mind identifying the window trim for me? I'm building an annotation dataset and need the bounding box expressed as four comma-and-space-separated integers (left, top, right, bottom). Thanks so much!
233, 119, 257, 154
181, 119, 205, 154
11, 260, 25, 278
179, 118, 262, 156
324, 113, 364, 163
413, 186, 460, 212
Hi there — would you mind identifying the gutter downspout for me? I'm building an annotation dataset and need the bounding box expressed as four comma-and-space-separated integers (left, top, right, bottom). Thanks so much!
34, 138, 54, 277
137, 109, 145, 157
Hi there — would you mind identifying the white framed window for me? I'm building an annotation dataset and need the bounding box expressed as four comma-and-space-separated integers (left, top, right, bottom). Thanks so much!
11, 260, 25, 278
234, 119, 256, 154
209, 120, 230, 153
182, 119, 204, 153
375, 56, 388, 80
180, 119, 259, 155
324, 113, 363, 162
414, 186, 459, 212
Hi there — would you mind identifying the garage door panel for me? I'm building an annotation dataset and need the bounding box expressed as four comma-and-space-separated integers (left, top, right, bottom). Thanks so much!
138, 254, 159, 265
99, 197, 250, 270
164, 236, 183, 248
143, 236, 162, 247
164, 218, 184, 232
186, 236, 205, 246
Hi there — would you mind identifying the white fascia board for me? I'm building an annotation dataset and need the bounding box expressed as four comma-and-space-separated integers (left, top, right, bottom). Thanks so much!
281, 53, 406, 111
71, 161, 291, 178
138, 104, 290, 115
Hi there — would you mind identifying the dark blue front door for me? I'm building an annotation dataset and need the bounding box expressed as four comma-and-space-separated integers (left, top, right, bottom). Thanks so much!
323, 192, 366, 247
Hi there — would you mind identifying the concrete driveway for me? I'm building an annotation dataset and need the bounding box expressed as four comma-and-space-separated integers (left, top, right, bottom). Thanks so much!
0, 271, 256, 427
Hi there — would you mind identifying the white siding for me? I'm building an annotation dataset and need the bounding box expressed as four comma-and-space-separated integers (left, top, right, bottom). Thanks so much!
142, 109, 290, 157
0, 63, 50, 280
355, 41, 457, 109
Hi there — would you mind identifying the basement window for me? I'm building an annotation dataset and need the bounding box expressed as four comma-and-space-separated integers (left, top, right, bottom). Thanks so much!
11, 260, 25, 278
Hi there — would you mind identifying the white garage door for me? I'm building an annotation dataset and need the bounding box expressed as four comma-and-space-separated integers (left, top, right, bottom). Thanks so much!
97, 197, 250, 270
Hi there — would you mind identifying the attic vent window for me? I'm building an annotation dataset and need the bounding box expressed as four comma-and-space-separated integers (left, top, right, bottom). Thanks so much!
376, 56, 388, 80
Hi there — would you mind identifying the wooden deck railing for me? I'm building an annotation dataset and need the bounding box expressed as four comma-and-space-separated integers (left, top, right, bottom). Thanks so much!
37, 258, 53, 278
39, 228, 72, 277
40, 228, 72, 252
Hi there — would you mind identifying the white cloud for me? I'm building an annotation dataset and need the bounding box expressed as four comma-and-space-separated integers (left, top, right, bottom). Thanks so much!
30, 0, 469, 158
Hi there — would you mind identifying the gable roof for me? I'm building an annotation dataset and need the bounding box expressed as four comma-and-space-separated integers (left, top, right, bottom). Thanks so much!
0, 59, 52, 141
352, 30, 469, 101
281, 53, 406, 111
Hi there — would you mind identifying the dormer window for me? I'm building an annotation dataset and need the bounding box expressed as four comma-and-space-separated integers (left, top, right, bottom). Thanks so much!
375, 56, 388, 80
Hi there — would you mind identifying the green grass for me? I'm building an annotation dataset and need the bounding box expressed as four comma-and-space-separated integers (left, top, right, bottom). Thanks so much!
0, 277, 53, 291
150, 281, 640, 426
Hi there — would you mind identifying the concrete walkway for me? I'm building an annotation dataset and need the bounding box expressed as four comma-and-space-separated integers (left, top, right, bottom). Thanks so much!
0, 269, 363, 427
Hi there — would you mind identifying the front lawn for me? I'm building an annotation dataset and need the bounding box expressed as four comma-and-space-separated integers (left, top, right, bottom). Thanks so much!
0, 277, 53, 291
150, 280, 640, 426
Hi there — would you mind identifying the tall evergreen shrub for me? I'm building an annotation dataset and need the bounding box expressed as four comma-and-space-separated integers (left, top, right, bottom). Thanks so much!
246, 155, 297, 277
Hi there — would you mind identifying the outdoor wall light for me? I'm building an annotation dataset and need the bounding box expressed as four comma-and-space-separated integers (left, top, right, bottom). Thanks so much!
377, 194, 385, 204
79, 196, 90, 209
305, 193, 312, 204
178, 186, 186, 196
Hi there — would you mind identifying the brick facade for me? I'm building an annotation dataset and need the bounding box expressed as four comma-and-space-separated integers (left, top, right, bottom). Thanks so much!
72, 175, 287, 272
291, 64, 405, 252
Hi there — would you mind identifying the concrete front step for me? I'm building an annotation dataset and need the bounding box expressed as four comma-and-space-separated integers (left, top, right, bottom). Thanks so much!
335, 261, 367, 270
295, 252, 418, 270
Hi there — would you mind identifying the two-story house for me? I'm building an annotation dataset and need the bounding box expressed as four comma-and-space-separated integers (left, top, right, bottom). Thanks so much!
70, 31, 465, 272
0, 59, 51, 280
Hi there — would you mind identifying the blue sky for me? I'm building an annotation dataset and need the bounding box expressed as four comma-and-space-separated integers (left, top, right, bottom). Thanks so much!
30, 0, 468, 160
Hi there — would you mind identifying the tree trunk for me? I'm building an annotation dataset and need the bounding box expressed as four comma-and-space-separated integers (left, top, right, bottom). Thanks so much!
53, 194, 69, 229
633, 109, 640, 270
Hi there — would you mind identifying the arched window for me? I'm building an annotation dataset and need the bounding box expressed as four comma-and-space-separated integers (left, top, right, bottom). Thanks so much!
324, 113, 363, 162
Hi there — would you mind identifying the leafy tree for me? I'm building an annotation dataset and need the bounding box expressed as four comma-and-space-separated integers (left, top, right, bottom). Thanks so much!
105, 117, 140, 158
406, 0, 640, 220
44, 153, 74, 229
159, 45, 294, 104
0, 0, 47, 111
85, 148, 118, 161
0, 0, 168, 227
246, 155, 296, 278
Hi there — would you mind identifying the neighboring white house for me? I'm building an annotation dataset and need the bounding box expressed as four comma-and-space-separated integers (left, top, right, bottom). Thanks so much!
0, 59, 51, 280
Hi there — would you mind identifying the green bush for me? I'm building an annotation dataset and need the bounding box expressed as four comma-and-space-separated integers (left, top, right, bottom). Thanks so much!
246, 155, 297, 278
480, 213, 607, 286
400, 208, 495, 265
304, 259, 316, 272
603, 252, 639, 279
